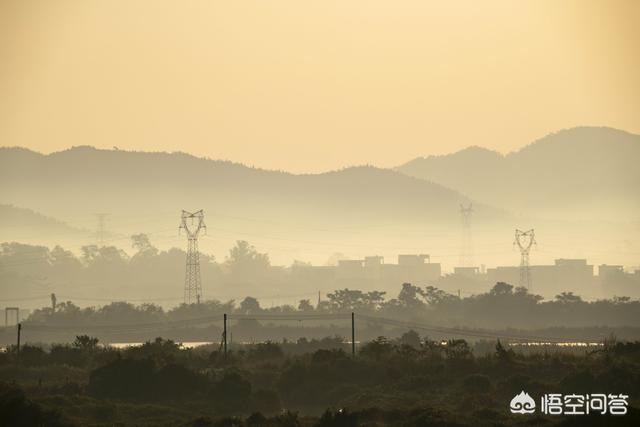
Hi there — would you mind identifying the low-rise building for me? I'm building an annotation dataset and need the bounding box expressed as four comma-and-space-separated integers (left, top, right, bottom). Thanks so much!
486, 259, 594, 295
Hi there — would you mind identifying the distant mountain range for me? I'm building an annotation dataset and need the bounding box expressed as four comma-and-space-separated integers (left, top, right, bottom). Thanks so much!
1, 126, 637, 244
0, 204, 87, 242
397, 127, 640, 220
0, 146, 496, 231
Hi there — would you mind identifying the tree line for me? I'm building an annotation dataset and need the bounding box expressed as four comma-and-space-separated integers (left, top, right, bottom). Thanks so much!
1, 333, 639, 426
19, 281, 640, 333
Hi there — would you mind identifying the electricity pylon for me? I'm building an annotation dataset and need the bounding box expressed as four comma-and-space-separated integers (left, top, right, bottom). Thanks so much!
179, 210, 206, 304
514, 229, 536, 290
94, 213, 109, 245
459, 203, 474, 267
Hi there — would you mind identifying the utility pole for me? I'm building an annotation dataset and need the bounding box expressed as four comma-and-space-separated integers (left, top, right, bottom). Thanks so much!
223, 313, 227, 359
351, 312, 355, 358
459, 203, 474, 268
17, 323, 21, 357
514, 229, 536, 290
179, 210, 206, 304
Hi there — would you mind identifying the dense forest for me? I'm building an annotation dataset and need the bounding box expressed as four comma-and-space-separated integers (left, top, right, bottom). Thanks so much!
1, 334, 639, 426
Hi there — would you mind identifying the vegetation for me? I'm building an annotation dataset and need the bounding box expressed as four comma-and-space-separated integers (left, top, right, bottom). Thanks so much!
8, 281, 638, 345
3, 238, 640, 331
1, 334, 639, 426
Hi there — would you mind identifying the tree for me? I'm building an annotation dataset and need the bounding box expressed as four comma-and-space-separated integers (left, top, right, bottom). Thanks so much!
399, 330, 421, 348
81, 245, 128, 282
397, 283, 426, 309
298, 299, 314, 312
226, 241, 270, 278
360, 336, 393, 361
50, 245, 81, 269
363, 291, 386, 310
240, 297, 261, 314
489, 282, 513, 296
555, 292, 583, 304
131, 233, 158, 257
495, 339, 514, 364
73, 335, 99, 351
423, 286, 455, 305
445, 339, 472, 360
213, 373, 252, 411
327, 289, 364, 311
247, 342, 284, 361
317, 409, 358, 427
88, 358, 156, 399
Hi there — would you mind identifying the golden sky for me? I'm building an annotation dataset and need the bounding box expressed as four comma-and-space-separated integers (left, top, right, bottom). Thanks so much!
1, 0, 638, 172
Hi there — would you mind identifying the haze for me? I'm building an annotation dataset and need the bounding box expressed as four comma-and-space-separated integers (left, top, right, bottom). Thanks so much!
1, 0, 639, 172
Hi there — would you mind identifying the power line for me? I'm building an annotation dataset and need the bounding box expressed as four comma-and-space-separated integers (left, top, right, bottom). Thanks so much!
11, 312, 598, 343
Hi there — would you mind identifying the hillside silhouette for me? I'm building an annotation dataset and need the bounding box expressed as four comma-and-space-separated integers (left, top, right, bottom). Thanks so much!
397, 127, 640, 220
0, 146, 500, 228
0, 204, 86, 242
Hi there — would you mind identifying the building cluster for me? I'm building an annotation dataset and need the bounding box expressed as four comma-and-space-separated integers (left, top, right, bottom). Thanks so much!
486, 259, 639, 293
291, 254, 640, 298
292, 254, 441, 288
487, 259, 595, 290
455, 259, 639, 298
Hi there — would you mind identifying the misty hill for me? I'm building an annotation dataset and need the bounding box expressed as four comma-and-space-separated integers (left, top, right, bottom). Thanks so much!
0, 204, 87, 241
0, 146, 502, 231
397, 127, 640, 220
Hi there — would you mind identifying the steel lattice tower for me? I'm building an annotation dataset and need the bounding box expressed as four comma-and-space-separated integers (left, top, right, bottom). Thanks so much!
514, 229, 536, 290
94, 213, 109, 245
459, 203, 474, 267
179, 210, 206, 304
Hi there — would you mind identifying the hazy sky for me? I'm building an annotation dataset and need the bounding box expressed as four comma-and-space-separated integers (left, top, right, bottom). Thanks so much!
1, 0, 638, 172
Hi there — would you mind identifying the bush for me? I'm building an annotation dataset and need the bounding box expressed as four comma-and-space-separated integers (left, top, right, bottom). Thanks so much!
18, 345, 48, 367
246, 412, 267, 427
315, 409, 358, 427
87, 358, 156, 399
213, 372, 252, 412
155, 363, 207, 399
462, 374, 492, 393
247, 342, 284, 361
49, 345, 87, 367
0, 382, 73, 427
250, 389, 281, 415
311, 349, 349, 365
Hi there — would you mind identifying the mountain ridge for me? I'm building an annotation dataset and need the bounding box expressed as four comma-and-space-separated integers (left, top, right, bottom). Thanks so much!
397, 126, 640, 220
0, 146, 502, 230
